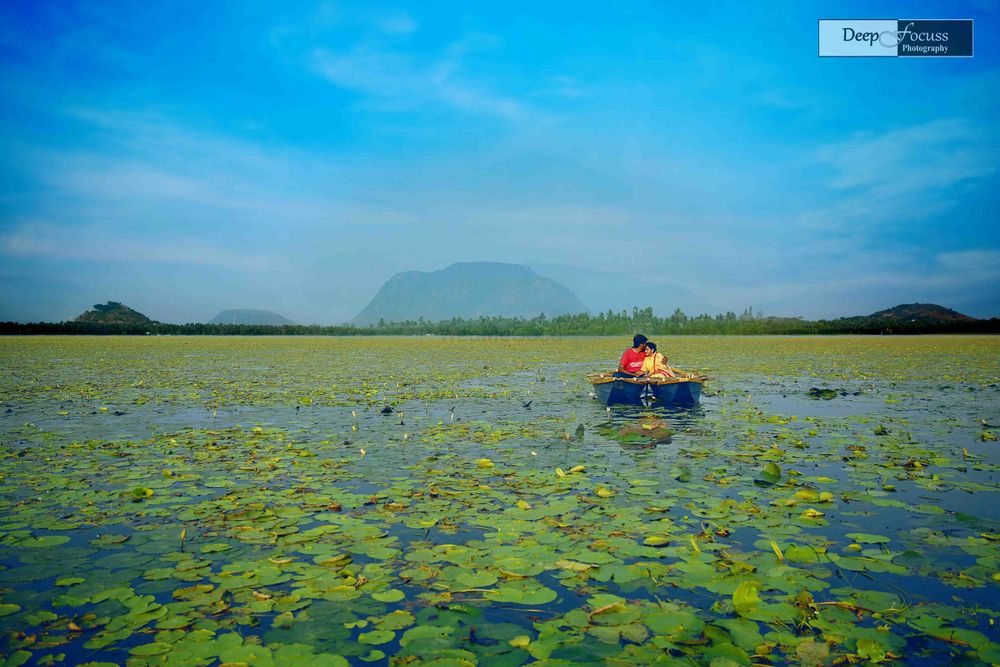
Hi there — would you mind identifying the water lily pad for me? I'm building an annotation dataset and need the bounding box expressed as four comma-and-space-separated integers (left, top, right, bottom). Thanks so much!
732, 581, 761, 616
358, 629, 396, 645
129, 487, 154, 501
18, 535, 70, 548
756, 463, 782, 485
372, 589, 405, 602
485, 581, 558, 605
55, 577, 86, 586
845, 532, 890, 544
856, 637, 887, 662
128, 642, 172, 656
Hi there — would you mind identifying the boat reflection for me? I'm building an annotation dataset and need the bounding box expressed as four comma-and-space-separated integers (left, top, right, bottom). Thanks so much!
594, 401, 707, 452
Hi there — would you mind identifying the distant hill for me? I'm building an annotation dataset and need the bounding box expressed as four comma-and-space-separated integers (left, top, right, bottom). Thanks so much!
353, 262, 589, 325
209, 309, 295, 325
868, 303, 977, 323
74, 301, 154, 324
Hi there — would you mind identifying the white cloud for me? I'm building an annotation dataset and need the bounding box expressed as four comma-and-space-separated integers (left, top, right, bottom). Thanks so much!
18, 109, 434, 232
0, 221, 275, 271
312, 35, 531, 122
929, 250, 1000, 285
817, 118, 989, 190
800, 118, 997, 230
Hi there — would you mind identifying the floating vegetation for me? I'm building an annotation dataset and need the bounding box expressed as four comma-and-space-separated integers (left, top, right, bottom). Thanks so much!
0, 336, 998, 665
806, 388, 838, 400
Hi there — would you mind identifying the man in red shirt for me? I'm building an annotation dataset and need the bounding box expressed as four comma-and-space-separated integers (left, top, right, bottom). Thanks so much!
615, 334, 648, 377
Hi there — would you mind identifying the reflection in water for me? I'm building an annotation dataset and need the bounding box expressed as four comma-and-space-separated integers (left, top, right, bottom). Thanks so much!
602, 402, 705, 426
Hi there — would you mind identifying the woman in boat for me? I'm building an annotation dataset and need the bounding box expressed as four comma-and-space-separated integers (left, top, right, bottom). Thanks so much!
641, 342, 676, 379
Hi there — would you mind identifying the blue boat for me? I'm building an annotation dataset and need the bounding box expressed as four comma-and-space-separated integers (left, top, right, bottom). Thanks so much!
653, 378, 703, 404
589, 373, 706, 406
589, 376, 648, 405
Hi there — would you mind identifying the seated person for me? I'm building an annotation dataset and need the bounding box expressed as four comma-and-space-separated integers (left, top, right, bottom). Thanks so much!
615, 334, 648, 377
641, 342, 676, 379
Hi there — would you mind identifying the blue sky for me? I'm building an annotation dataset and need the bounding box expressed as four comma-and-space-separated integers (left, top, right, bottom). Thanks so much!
1, 1, 998, 323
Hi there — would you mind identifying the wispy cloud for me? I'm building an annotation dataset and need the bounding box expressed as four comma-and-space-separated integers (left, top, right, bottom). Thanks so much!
1, 3, 997, 322
0, 107, 438, 304
281, 5, 527, 120
816, 118, 991, 192
0, 221, 275, 270
15, 108, 416, 229
930, 249, 1000, 286
799, 118, 997, 229
312, 34, 531, 122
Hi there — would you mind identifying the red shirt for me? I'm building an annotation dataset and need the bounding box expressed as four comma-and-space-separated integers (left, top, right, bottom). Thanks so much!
620, 347, 646, 374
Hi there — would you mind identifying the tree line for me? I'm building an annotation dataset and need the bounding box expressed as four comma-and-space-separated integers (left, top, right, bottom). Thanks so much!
2, 307, 998, 336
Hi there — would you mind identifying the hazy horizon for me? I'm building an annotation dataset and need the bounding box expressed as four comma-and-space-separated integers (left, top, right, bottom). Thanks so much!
2, 2, 998, 324
20, 259, 992, 326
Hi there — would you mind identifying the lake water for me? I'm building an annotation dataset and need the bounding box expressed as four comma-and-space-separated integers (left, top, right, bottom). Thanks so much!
0, 335, 998, 665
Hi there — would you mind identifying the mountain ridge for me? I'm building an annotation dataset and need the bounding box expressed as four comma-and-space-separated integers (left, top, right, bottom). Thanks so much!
866, 303, 976, 323
353, 262, 590, 325
73, 301, 155, 324
209, 309, 295, 325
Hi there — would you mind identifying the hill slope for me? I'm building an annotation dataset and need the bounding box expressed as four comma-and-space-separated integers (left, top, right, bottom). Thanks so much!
353, 262, 589, 325
868, 303, 977, 323
209, 309, 295, 325
73, 301, 154, 324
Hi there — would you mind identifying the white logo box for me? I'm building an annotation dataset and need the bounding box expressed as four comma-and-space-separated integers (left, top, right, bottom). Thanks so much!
819, 20, 898, 57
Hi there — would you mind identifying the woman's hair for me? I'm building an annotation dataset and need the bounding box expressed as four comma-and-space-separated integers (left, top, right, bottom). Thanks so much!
646, 342, 657, 352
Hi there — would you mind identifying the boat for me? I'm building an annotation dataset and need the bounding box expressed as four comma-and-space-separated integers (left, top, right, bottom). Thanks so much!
588, 372, 707, 406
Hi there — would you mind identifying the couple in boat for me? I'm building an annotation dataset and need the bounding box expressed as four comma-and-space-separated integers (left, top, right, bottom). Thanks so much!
615, 334, 676, 380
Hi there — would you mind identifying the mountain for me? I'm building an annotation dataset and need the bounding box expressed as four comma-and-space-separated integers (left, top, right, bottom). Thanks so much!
353, 262, 589, 325
209, 309, 295, 325
74, 301, 155, 324
868, 303, 977, 323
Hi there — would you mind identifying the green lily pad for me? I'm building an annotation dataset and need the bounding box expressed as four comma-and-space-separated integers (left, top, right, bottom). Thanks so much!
756, 463, 782, 485
732, 581, 761, 616
55, 577, 86, 586
485, 581, 558, 605
845, 532, 890, 544
18, 535, 70, 548
128, 642, 172, 656
0, 603, 21, 616
372, 589, 405, 602
358, 629, 395, 645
